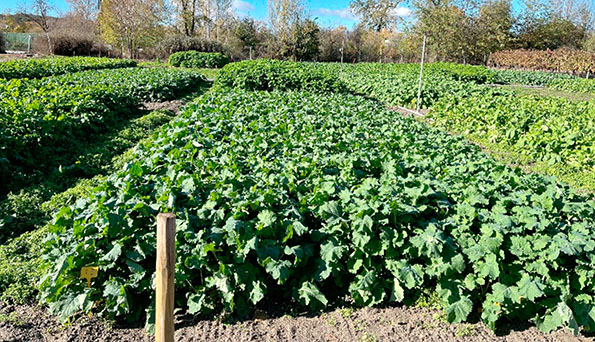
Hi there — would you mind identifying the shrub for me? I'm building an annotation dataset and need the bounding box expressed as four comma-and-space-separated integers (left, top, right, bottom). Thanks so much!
156, 35, 223, 58
51, 34, 94, 56
0, 32, 5, 54
168, 51, 229, 68
215, 59, 347, 93
489, 48, 595, 75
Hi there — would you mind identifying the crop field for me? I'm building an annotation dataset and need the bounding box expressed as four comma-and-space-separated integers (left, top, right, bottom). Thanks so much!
1, 56, 594, 341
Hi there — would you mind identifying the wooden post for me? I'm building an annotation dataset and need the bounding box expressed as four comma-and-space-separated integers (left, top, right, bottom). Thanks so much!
156, 213, 176, 342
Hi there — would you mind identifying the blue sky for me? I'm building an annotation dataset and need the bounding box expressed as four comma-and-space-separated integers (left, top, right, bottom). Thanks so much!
1, 0, 526, 29
0, 0, 414, 29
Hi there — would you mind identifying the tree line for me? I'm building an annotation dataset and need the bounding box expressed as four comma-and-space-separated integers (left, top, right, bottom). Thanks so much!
3, 0, 595, 64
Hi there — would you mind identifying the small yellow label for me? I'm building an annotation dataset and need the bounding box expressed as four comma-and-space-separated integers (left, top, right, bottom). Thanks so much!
81, 266, 99, 288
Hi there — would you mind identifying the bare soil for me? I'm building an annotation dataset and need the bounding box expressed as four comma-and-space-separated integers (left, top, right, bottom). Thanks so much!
1, 302, 592, 342
143, 99, 186, 113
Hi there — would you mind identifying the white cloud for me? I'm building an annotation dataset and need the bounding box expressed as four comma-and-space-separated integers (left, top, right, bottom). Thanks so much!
314, 6, 412, 22
232, 0, 255, 12
314, 8, 357, 21
391, 6, 412, 17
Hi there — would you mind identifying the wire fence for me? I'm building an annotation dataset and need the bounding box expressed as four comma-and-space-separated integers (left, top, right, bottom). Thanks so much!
3, 32, 37, 53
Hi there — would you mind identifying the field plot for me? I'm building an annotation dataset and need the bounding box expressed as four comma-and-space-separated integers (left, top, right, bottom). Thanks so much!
1, 57, 595, 341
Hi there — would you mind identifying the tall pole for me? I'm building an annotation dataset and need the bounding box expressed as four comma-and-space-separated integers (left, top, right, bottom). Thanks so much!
340, 40, 344, 74
416, 34, 427, 112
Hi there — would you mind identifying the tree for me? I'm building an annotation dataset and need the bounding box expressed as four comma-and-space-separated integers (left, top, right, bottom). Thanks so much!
283, 18, 320, 61
213, 0, 232, 42
412, 0, 474, 63
475, 0, 513, 63
98, 0, 167, 58
514, 0, 591, 49
23, 0, 55, 55
199, 0, 213, 39
349, 0, 404, 32
318, 26, 348, 62
173, 0, 198, 36
549, 0, 594, 30
234, 17, 262, 58
268, 0, 303, 35
66, 0, 100, 21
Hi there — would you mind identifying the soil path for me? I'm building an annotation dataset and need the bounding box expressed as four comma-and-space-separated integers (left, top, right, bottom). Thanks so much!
1, 303, 591, 342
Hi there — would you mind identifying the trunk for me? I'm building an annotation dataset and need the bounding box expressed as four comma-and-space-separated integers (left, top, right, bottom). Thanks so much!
190, 0, 197, 36
45, 31, 53, 55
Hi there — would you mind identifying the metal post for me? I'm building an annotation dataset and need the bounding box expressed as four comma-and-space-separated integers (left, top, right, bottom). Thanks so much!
416, 34, 427, 112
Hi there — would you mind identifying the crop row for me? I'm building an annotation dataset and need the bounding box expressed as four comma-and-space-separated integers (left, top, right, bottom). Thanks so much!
0, 67, 206, 198
489, 48, 595, 75
40, 89, 595, 334
0, 57, 137, 80
169, 51, 229, 69
549, 78, 595, 94
429, 94, 595, 191
215, 59, 347, 93
489, 69, 576, 86
214, 60, 505, 109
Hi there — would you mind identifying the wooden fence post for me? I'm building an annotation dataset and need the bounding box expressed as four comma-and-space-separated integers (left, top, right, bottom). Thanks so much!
156, 213, 176, 342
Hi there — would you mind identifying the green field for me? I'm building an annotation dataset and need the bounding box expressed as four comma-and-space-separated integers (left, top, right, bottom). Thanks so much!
1, 56, 594, 336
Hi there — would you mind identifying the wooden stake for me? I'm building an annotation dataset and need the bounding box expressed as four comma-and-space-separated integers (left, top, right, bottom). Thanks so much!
416, 34, 427, 112
156, 213, 176, 342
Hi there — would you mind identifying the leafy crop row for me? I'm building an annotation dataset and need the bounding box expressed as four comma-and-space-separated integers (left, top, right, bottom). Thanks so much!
429, 94, 595, 191
489, 48, 595, 75
330, 62, 508, 108
169, 51, 229, 69
40, 89, 595, 334
549, 78, 595, 94
490, 69, 575, 86
0, 57, 136, 80
0, 67, 206, 199
215, 59, 348, 93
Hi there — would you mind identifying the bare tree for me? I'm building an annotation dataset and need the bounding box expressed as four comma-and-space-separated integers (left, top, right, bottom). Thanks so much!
213, 0, 231, 42
199, 0, 213, 39
23, 0, 55, 54
174, 0, 199, 36
66, 0, 100, 21
549, 0, 594, 30
268, 0, 304, 35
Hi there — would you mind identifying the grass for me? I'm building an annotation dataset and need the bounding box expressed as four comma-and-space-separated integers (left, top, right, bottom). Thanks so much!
195, 68, 220, 80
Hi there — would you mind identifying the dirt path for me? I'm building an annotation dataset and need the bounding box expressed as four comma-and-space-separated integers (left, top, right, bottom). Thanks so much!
1, 303, 591, 342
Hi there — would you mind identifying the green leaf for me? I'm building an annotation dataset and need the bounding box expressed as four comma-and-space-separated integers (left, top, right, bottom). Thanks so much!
264, 258, 292, 284
249, 281, 265, 305
101, 243, 122, 263
391, 279, 405, 302
517, 274, 544, 302
298, 281, 328, 307
446, 296, 473, 323
257, 210, 276, 229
